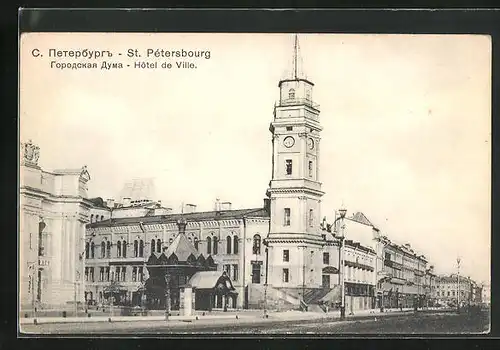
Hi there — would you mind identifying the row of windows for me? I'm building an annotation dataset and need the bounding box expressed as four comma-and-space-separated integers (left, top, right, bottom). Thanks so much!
90, 214, 105, 223
284, 160, 314, 177
436, 290, 466, 297
84, 266, 144, 282
86, 240, 146, 259
223, 264, 239, 282
86, 235, 264, 260
282, 208, 315, 227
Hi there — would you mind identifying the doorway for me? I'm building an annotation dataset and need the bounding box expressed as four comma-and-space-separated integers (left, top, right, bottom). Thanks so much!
322, 274, 330, 289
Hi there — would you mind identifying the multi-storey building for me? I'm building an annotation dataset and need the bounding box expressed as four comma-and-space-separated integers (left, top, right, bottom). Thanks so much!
434, 274, 474, 306
20, 140, 91, 310
374, 235, 428, 309
85, 199, 270, 309
481, 283, 490, 305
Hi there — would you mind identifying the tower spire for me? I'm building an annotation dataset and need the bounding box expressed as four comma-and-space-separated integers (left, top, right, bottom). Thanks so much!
293, 34, 298, 79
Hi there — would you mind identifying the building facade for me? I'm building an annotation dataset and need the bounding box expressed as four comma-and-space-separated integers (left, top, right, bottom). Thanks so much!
20, 140, 92, 310
374, 235, 428, 309
481, 283, 490, 305
85, 199, 270, 309
434, 275, 474, 307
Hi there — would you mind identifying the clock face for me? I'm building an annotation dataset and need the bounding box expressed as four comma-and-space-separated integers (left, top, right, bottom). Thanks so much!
283, 136, 295, 148
308, 138, 315, 150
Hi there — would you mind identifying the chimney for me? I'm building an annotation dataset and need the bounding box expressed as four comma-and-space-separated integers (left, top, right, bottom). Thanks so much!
122, 197, 131, 207
220, 202, 232, 211
263, 198, 271, 213
184, 204, 197, 213
214, 198, 221, 211
106, 198, 115, 209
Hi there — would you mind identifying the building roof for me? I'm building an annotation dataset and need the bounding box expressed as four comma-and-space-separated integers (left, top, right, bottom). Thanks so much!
435, 275, 473, 284
87, 207, 269, 228
188, 271, 235, 291
163, 233, 200, 261
348, 212, 374, 227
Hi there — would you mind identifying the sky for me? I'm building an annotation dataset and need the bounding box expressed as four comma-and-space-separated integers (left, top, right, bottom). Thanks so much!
20, 33, 491, 283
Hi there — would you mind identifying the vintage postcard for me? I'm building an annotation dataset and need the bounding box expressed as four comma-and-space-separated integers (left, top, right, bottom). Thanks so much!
19, 31, 491, 336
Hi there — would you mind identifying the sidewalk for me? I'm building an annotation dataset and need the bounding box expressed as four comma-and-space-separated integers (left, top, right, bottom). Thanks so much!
19, 307, 422, 326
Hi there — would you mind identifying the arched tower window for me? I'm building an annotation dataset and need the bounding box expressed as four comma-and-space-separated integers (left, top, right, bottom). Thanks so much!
117, 241, 121, 257
101, 215, 104, 221
90, 214, 94, 223
106, 241, 111, 258
194, 238, 199, 250
139, 240, 144, 257
226, 236, 232, 255
90, 242, 95, 258
134, 240, 138, 257
288, 88, 295, 99
101, 242, 106, 258
206, 237, 212, 255
213, 237, 218, 255
253, 234, 261, 255
157, 239, 161, 253
233, 236, 239, 255
151, 239, 156, 253
122, 240, 127, 257
85, 242, 89, 259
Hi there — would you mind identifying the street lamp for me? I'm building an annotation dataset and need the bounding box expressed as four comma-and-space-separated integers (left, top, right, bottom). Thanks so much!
263, 244, 269, 318
333, 207, 347, 320
165, 273, 171, 321
456, 257, 461, 314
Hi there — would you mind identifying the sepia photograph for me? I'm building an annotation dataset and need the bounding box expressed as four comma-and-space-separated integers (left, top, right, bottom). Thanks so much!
18, 31, 491, 336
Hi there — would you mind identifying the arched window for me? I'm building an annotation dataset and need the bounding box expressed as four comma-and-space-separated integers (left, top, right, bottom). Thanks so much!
288, 88, 295, 99
157, 239, 161, 253
151, 239, 156, 253
139, 240, 144, 257
207, 237, 212, 255
253, 234, 261, 255
90, 214, 94, 223
226, 236, 232, 255
85, 242, 89, 259
101, 242, 106, 258
122, 240, 127, 257
213, 237, 218, 255
134, 240, 138, 257
194, 238, 199, 250
233, 236, 239, 255
106, 241, 111, 258
90, 242, 95, 258
117, 241, 122, 257
101, 215, 104, 221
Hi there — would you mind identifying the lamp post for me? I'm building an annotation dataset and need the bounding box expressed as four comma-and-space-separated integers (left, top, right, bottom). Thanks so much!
456, 257, 461, 313
333, 207, 347, 320
263, 244, 269, 318
165, 273, 171, 321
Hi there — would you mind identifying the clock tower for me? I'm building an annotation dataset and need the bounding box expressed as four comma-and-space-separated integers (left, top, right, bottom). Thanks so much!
265, 35, 325, 292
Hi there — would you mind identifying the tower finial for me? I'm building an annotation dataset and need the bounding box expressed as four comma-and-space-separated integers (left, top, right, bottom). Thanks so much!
293, 34, 298, 79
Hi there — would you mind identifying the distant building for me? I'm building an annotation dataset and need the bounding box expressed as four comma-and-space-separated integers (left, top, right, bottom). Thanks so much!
20, 140, 91, 310
434, 274, 475, 306
481, 283, 490, 305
